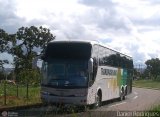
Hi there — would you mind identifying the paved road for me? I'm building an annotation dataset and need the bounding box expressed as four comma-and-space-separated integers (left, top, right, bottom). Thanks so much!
60, 87, 160, 117
96, 87, 160, 111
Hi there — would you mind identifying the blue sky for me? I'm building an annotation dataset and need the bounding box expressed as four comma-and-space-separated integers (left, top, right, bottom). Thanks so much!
0, 0, 160, 68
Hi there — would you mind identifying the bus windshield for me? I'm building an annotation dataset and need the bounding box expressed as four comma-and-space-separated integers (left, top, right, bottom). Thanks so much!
41, 59, 88, 88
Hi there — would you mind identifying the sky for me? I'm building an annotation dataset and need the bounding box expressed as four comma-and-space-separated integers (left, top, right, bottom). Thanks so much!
0, 0, 160, 68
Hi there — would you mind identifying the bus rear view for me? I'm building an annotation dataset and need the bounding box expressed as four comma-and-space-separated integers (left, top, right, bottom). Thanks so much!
41, 41, 92, 106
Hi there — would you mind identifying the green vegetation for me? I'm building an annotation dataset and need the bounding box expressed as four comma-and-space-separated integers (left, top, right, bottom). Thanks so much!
0, 26, 55, 83
0, 26, 55, 108
133, 80, 160, 89
150, 105, 160, 111
145, 58, 160, 80
0, 82, 41, 107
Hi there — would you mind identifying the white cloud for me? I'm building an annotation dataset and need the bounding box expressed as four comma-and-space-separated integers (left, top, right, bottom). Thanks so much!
0, 0, 160, 67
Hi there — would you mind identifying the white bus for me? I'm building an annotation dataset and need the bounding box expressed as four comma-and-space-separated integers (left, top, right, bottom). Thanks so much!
40, 40, 133, 108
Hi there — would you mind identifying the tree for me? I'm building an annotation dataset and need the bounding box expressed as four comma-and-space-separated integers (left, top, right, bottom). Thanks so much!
145, 58, 160, 80
0, 29, 11, 69
0, 70, 5, 80
0, 28, 9, 52
11, 26, 55, 70
10, 26, 55, 83
0, 60, 9, 69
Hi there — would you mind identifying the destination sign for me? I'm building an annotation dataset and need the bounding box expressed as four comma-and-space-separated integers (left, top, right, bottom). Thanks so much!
101, 68, 117, 76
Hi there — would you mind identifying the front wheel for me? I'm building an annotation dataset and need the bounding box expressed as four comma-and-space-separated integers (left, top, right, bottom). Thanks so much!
94, 93, 102, 108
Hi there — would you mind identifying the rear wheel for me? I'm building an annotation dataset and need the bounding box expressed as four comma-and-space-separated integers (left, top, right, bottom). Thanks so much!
125, 87, 128, 95
119, 88, 125, 101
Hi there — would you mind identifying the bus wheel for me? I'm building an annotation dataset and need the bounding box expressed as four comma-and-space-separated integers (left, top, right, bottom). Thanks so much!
119, 88, 125, 101
125, 88, 128, 96
94, 92, 102, 108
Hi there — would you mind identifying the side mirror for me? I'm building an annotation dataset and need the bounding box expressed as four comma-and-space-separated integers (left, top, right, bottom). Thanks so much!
88, 58, 93, 73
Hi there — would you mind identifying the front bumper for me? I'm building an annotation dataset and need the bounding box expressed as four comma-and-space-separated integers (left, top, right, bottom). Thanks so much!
41, 94, 88, 106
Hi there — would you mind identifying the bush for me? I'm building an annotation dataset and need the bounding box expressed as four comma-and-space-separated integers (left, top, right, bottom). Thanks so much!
16, 69, 41, 85
0, 71, 5, 80
155, 75, 160, 81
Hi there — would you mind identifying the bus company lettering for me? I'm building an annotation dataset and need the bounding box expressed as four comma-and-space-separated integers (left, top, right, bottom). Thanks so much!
101, 68, 117, 76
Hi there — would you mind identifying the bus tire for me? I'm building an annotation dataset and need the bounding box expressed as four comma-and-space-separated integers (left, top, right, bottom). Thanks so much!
125, 87, 128, 96
119, 88, 125, 101
94, 91, 102, 108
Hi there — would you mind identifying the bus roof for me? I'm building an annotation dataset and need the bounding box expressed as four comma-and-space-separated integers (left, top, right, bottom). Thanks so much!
50, 40, 132, 59
50, 39, 98, 45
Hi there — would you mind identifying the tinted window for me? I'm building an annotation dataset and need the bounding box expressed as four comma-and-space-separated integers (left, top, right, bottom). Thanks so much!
92, 44, 133, 69
44, 42, 92, 59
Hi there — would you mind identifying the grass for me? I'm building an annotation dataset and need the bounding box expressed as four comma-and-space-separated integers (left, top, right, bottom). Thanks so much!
133, 79, 160, 89
0, 82, 41, 108
151, 105, 160, 111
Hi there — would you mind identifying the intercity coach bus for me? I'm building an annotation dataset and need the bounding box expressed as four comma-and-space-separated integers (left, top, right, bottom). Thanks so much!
40, 40, 133, 108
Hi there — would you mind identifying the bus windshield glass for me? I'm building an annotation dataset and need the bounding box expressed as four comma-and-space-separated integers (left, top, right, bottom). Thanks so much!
41, 59, 88, 88
44, 42, 91, 59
